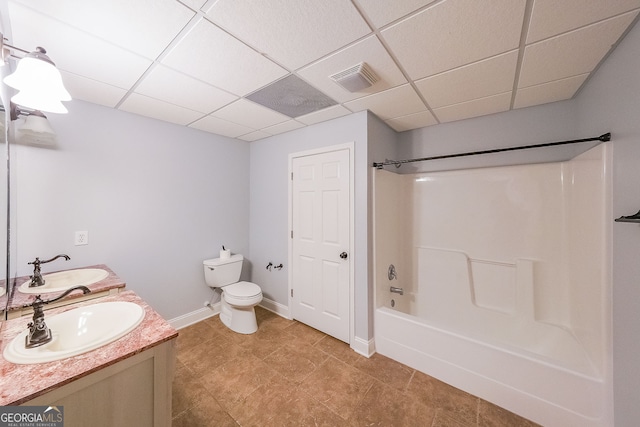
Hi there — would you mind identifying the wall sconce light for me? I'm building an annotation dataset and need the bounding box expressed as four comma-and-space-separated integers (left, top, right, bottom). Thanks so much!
1, 34, 71, 114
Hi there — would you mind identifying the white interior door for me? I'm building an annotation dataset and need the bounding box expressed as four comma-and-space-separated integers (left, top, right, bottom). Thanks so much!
291, 148, 351, 343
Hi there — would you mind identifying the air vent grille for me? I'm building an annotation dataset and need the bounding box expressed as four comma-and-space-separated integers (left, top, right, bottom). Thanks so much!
330, 62, 378, 92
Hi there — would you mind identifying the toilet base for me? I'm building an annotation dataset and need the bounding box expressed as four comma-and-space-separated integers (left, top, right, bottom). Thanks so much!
220, 296, 258, 334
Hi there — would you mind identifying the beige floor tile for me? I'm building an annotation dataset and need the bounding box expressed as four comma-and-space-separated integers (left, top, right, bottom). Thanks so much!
407, 370, 479, 425
263, 341, 329, 384
353, 352, 415, 391
299, 357, 375, 420
283, 321, 327, 345
314, 334, 363, 365
172, 396, 238, 427
171, 315, 544, 427
348, 379, 436, 427
478, 399, 540, 427
198, 354, 280, 409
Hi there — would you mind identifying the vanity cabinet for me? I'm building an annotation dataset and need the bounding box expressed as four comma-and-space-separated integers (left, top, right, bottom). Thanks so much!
24, 339, 175, 427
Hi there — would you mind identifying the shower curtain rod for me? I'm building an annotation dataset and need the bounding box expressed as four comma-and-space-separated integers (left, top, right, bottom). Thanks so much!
372, 132, 611, 169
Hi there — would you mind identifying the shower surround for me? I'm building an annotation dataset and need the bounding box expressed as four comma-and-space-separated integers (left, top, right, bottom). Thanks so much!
373, 143, 612, 427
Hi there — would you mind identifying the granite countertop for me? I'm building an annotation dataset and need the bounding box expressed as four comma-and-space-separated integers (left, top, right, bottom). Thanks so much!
0, 290, 178, 405
6, 264, 126, 311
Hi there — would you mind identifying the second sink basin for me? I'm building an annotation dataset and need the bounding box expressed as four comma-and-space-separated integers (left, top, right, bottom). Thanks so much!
19, 268, 109, 294
3, 301, 145, 364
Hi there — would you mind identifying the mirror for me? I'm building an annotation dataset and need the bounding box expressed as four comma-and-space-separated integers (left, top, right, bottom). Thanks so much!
0, 67, 7, 317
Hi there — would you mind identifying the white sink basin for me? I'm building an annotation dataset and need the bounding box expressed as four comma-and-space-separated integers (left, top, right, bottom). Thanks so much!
19, 268, 109, 294
3, 301, 145, 364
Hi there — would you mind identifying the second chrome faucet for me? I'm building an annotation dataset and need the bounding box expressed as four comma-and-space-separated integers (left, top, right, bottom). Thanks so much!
28, 254, 71, 288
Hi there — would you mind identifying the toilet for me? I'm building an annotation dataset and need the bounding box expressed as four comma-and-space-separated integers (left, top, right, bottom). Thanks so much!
203, 254, 263, 334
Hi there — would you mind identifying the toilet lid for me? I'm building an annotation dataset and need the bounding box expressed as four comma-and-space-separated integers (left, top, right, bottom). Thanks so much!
225, 281, 261, 299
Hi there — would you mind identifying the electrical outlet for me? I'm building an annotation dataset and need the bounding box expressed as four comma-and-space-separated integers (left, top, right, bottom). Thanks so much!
75, 230, 89, 246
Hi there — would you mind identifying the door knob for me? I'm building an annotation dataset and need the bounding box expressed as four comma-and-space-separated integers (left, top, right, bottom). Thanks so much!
340, 252, 348, 260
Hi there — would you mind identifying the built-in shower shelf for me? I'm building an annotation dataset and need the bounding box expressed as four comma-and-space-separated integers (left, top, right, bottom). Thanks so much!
615, 210, 640, 223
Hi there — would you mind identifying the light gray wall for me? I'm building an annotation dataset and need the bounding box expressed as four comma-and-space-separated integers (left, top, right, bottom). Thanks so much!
248, 111, 374, 339
574, 20, 640, 426
14, 100, 250, 320
396, 99, 579, 173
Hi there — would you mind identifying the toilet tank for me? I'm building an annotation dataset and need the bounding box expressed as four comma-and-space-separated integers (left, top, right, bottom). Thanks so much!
203, 254, 244, 288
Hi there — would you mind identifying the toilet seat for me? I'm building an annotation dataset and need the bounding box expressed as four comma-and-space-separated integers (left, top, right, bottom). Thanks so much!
223, 281, 262, 306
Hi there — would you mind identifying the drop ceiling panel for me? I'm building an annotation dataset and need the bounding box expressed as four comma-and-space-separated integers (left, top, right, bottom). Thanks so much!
297, 36, 407, 103
344, 85, 426, 120
519, 11, 638, 88
189, 115, 255, 138
8, 2, 152, 89
238, 131, 271, 142
204, 0, 371, 70
295, 105, 353, 125
60, 71, 128, 108
433, 92, 512, 123
262, 120, 306, 135
161, 18, 288, 96
381, 0, 526, 79
9, 0, 195, 59
356, 0, 437, 28
385, 111, 438, 132
416, 50, 518, 109
119, 93, 205, 126
514, 74, 589, 109
527, 0, 640, 44
135, 65, 237, 114
212, 99, 290, 129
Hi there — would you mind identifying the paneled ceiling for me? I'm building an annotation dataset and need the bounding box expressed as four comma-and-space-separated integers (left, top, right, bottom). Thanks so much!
5, 0, 640, 141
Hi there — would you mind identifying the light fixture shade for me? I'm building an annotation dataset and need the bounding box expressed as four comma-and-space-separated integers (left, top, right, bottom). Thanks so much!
15, 114, 57, 145
3, 48, 71, 113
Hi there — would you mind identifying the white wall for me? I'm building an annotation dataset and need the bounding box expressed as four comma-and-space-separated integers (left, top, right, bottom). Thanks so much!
13, 100, 250, 320
574, 19, 640, 427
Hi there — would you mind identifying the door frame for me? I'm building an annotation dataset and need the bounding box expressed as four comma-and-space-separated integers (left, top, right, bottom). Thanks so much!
288, 142, 355, 345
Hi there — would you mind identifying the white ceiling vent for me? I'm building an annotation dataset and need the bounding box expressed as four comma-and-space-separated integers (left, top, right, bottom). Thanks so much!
330, 62, 378, 92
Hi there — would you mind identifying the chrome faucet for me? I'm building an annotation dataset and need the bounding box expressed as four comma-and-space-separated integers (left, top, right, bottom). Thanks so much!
28, 254, 71, 288
24, 285, 91, 349
390, 286, 404, 295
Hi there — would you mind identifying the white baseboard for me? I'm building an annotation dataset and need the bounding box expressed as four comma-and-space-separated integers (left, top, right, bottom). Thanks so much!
168, 303, 220, 330
352, 336, 375, 358
259, 297, 291, 319
168, 296, 290, 330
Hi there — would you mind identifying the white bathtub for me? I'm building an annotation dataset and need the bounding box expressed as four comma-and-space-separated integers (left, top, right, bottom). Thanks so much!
372, 144, 612, 427
375, 306, 607, 426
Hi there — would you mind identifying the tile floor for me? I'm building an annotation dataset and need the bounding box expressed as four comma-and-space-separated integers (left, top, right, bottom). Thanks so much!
172, 307, 540, 426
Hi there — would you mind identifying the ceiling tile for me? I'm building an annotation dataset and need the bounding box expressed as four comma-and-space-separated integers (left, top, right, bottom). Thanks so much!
416, 50, 518, 109
433, 92, 512, 123
212, 99, 290, 129
179, 0, 209, 11
204, 0, 371, 70
60, 71, 128, 108
514, 74, 589, 109
161, 18, 288, 96
118, 93, 205, 125
135, 65, 237, 114
344, 85, 426, 120
527, 0, 640, 44
262, 120, 306, 135
519, 11, 638, 88
189, 115, 254, 138
385, 111, 438, 132
9, 0, 195, 59
297, 36, 407, 103
381, 0, 526, 79
8, 2, 152, 89
356, 0, 437, 28
295, 105, 353, 125
238, 131, 271, 142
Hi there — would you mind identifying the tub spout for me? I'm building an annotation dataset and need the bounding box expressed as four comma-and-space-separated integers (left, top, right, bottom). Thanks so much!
390, 286, 404, 295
